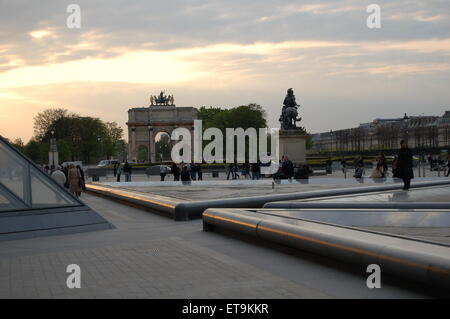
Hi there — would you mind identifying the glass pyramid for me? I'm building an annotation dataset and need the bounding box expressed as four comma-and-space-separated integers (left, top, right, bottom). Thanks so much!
0, 136, 80, 211
0, 135, 112, 240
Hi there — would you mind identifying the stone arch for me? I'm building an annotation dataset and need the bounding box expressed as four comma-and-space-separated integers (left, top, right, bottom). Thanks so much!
127, 104, 198, 163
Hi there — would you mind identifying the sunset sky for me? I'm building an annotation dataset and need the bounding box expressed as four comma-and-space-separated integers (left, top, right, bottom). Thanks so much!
1, 0, 449, 142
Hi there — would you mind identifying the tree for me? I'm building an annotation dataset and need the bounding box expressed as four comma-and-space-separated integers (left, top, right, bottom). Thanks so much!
103, 122, 124, 159
197, 104, 268, 161
31, 109, 124, 164
197, 106, 223, 129
11, 138, 25, 153
155, 134, 171, 161
33, 108, 74, 139
23, 139, 45, 163
198, 104, 267, 131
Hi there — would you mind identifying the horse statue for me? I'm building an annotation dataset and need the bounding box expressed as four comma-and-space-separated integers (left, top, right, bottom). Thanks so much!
279, 88, 302, 129
280, 106, 302, 128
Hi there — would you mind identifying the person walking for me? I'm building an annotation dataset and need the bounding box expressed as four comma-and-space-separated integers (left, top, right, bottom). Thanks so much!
190, 164, 197, 181
197, 164, 203, 181
233, 163, 240, 179
51, 165, 67, 186
282, 156, 294, 181
377, 152, 388, 177
226, 163, 234, 180
76, 165, 86, 192
340, 158, 347, 174
116, 164, 123, 182
251, 161, 261, 180
243, 162, 251, 179
180, 165, 191, 185
67, 164, 82, 197
113, 162, 118, 177
159, 164, 167, 181
171, 163, 180, 181
123, 161, 132, 182
397, 140, 414, 190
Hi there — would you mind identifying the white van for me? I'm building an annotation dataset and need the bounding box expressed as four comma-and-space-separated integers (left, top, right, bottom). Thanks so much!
61, 161, 83, 168
97, 160, 119, 167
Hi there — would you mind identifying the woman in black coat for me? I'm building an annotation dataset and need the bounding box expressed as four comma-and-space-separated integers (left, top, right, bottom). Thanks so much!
397, 140, 414, 190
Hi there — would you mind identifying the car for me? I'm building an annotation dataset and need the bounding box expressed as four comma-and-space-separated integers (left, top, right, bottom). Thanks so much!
97, 160, 119, 167
97, 160, 110, 167
61, 161, 83, 169
145, 165, 171, 176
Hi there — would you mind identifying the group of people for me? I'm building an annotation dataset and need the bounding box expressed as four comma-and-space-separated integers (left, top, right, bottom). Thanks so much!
427, 154, 450, 176
272, 156, 312, 180
370, 153, 388, 179
46, 164, 86, 197
226, 162, 262, 180
168, 163, 203, 182
113, 162, 132, 182
356, 140, 414, 190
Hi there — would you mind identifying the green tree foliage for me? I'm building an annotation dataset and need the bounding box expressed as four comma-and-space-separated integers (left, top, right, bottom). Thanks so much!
103, 122, 124, 159
155, 133, 171, 162
11, 138, 25, 153
33, 108, 74, 139
23, 108, 125, 164
137, 145, 149, 162
197, 104, 268, 161
23, 139, 46, 163
198, 104, 267, 132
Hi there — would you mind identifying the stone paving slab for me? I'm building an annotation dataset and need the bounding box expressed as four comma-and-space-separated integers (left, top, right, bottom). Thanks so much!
0, 193, 431, 298
0, 237, 330, 299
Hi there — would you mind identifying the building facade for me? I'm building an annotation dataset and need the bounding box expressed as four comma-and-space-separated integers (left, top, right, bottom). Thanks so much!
312, 111, 450, 153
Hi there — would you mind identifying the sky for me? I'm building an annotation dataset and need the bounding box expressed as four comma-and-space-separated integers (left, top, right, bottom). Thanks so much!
1, 0, 450, 142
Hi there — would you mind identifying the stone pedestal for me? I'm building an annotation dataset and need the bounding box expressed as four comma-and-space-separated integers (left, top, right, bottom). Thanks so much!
278, 129, 308, 165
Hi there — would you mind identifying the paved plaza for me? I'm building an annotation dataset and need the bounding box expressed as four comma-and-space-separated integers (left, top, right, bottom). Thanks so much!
1, 184, 449, 298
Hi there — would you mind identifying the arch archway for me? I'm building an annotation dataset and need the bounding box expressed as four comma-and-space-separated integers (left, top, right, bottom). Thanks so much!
126, 103, 197, 163
154, 131, 171, 163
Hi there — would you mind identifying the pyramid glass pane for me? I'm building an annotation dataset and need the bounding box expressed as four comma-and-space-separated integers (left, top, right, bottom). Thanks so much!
0, 141, 26, 201
30, 169, 76, 207
0, 192, 9, 211
0, 136, 81, 212
0, 184, 27, 211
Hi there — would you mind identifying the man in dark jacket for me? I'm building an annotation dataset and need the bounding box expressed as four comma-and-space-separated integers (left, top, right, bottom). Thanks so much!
171, 163, 180, 181
397, 140, 414, 190
282, 156, 294, 181
123, 161, 132, 182
180, 165, 191, 185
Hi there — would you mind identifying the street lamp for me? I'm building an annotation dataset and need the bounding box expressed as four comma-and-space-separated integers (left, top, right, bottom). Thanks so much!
97, 136, 104, 159
49, 129, 58, 169
148, 125, 153, 165
403, 113, 409, 145
330, 130, 334, 156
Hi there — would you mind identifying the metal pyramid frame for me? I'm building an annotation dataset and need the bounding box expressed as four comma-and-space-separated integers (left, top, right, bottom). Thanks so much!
0, 135, 113, 240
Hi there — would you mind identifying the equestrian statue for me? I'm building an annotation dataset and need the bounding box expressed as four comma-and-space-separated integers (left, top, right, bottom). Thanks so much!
279, 88, 302, 129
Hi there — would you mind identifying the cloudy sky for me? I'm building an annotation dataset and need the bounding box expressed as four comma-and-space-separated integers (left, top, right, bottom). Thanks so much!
1, 0, 449, 142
